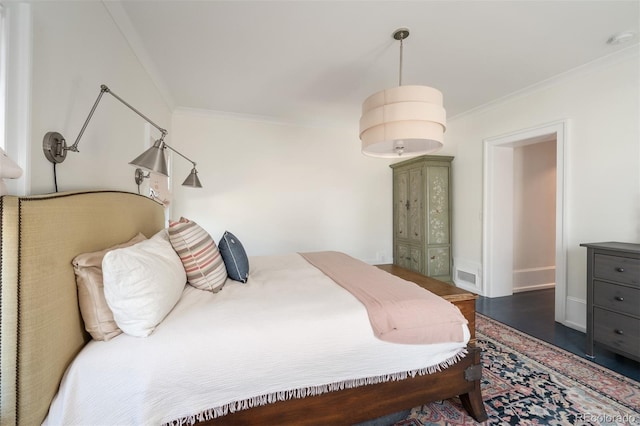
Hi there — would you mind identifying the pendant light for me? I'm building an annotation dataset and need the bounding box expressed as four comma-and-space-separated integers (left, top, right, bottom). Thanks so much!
359, 28, 446, 158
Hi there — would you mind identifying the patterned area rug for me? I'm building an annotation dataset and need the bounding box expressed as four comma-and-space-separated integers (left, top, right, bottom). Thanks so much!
395, 314, 640, 425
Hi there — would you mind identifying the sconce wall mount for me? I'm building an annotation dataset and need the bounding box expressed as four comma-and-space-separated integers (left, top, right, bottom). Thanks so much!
43, 131, 70, 164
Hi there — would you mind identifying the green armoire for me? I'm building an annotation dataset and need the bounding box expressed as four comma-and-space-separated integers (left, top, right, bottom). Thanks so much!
390, 155, 453, 282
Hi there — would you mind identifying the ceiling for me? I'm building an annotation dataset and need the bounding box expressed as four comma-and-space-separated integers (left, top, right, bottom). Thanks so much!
107, 1, 640, 127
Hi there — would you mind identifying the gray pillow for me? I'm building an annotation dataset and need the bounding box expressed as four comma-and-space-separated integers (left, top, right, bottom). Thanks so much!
218, 231, 249, 283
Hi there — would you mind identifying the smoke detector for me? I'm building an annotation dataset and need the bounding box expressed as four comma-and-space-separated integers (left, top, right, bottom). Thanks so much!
607, 32, 636, 45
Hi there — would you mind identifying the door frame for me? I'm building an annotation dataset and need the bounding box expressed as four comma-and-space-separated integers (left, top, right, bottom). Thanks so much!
482, 120, 568, 324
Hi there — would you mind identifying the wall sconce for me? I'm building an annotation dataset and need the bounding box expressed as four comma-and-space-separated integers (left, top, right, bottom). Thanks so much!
131, 139, 202, 188
43, 84, 202, 188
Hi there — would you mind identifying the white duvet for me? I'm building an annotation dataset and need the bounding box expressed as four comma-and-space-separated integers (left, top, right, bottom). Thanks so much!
44, 253, 469, 425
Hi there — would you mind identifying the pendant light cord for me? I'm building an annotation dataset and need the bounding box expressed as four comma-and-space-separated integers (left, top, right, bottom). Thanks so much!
399, 35, 404, 86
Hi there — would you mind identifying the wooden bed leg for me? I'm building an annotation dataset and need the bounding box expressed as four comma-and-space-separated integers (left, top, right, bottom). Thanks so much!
459, 347, 488, 422
460, 383, 488, 422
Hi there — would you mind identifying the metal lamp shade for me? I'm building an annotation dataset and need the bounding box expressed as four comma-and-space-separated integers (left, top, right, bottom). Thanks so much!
182, 168, 202, 188
359, 85, 446, 158
129, 139, 169, 176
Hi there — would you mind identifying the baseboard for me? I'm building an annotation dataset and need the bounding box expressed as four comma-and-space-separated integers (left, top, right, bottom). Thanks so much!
563, 296, 586, 332
455, 280, 482, 294
513, 266, 555, 292
512, 283, 556, 293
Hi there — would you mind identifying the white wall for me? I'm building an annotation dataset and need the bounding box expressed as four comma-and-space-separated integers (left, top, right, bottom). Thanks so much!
29, 1, 171, 195
448, 50, 639, 329
170, 109, 404, 263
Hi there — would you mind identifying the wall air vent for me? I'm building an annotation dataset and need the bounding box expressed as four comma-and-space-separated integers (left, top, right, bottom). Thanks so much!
457, 269, 477, 285
453, 259, 482, 293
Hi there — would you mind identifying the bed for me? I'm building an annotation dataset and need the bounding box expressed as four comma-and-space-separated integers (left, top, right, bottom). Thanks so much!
0, 190, 487, 425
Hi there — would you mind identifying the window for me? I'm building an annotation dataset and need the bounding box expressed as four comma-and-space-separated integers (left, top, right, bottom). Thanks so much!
0, 1, 31, 195
0, 3, 7, 150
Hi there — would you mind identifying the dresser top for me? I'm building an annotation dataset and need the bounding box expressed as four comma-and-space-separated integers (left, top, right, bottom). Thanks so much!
580, 241, 640, 254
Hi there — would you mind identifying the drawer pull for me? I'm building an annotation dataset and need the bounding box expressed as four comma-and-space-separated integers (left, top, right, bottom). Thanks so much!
615, 267, 625, 272
614, 296, 624, 302
614, 329, 624, 335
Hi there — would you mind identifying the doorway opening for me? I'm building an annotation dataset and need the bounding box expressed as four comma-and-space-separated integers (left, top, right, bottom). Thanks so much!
513, 137, 556, 294
482, 120, 567, 324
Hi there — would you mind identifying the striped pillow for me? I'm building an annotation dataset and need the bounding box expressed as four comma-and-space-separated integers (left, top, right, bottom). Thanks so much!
167, 218, 227, 292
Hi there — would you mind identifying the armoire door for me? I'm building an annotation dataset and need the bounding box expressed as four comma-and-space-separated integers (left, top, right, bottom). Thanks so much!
425, 165, 451, 278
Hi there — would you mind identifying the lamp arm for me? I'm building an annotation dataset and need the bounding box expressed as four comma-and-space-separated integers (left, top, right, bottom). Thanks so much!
164, 143, 196, 167
67, 86, 108, 152
102, 85, 168, 136
67, 84, 167, 153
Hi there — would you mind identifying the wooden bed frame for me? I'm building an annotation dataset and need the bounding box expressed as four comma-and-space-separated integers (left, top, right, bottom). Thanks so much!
0, 191, 487, 425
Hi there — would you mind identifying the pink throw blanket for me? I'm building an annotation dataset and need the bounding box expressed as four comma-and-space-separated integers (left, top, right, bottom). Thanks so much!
300, 251, 468, 345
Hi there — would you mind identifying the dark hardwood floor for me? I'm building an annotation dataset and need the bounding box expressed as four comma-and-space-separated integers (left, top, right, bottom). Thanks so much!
476, 288, 639, 381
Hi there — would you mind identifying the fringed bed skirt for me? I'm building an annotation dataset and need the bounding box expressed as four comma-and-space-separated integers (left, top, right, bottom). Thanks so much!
167, 347, 468, 425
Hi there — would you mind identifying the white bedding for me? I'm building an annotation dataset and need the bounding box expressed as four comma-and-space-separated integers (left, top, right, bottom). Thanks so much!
44, 253, 469, 425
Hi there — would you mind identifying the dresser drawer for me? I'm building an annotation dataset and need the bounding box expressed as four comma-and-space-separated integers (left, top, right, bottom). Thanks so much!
594, 254, 640, 287
593, 308, 640, 358
594, 281, 640, 317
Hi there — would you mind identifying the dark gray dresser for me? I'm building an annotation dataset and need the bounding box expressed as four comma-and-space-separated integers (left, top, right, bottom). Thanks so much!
580, 242, 640, 361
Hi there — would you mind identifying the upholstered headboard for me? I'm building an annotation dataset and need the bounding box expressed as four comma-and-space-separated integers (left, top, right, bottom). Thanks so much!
0, 191, 165, 425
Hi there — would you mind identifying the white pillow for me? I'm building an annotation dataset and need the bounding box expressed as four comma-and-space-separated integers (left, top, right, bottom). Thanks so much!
103, 230, 186, 337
